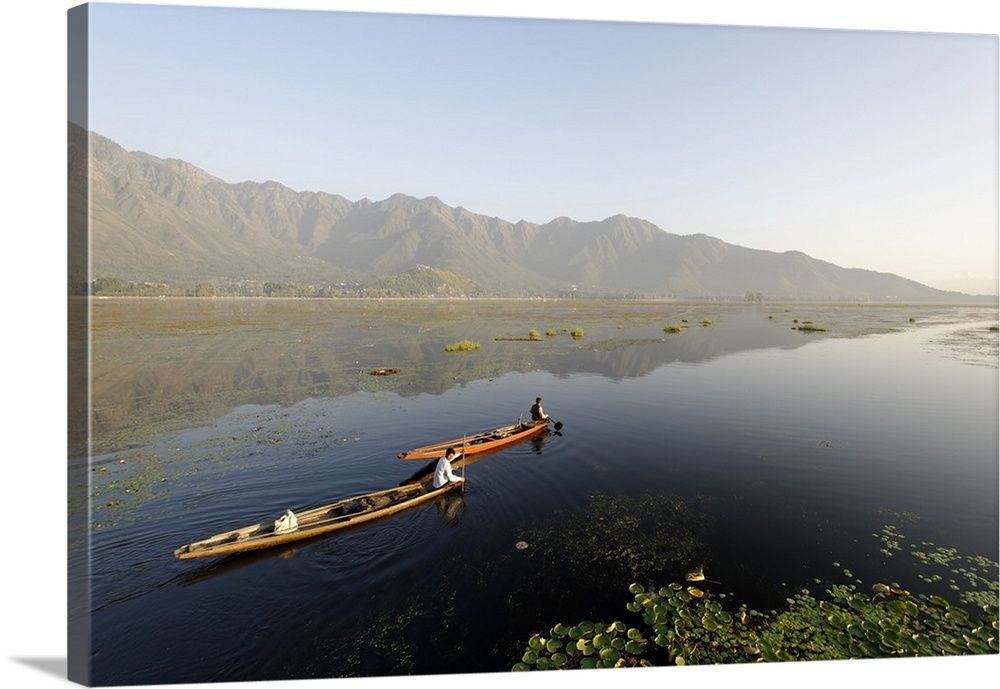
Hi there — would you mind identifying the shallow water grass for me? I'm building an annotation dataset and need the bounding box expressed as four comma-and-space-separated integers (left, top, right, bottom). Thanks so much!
445, 339, 481, 352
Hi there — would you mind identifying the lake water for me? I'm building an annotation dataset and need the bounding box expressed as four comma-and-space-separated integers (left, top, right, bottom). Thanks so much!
73, 299, 998, 685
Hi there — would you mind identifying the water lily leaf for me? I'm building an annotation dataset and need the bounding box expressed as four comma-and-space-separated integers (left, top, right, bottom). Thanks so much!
887, 600, 908, 616
946, 607, 970, 625
687, 586, 704, 598
625, 640, 644, 655
599, 647, 620, 664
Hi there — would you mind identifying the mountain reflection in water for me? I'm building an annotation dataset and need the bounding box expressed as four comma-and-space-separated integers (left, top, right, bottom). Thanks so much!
82, 298, 985, 457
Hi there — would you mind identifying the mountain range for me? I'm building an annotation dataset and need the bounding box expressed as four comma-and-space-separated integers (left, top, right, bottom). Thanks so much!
68, 123, 992, 302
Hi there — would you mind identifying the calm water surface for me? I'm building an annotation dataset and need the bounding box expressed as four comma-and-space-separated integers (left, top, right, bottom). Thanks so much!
77, 301, 998, 685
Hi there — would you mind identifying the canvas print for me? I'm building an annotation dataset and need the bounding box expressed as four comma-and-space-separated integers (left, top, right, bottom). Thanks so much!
67, 2, 998, 687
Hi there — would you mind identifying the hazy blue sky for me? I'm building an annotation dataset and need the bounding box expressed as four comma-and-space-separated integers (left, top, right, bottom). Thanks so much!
82, 1, 999, 295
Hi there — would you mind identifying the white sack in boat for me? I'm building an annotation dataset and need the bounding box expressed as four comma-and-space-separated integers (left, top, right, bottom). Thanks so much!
273, 509, 298, 534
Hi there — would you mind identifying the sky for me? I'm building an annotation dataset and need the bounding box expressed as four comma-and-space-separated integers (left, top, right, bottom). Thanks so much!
76, 1, 999, 295
1, 4, 999, 689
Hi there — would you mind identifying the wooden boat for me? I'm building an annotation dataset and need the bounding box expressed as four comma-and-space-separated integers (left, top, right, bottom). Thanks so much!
397, 420, 551, 460
173, 480, 461, 560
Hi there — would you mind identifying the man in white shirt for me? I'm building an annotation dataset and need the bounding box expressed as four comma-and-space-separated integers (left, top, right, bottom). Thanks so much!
433, 447, 464, 489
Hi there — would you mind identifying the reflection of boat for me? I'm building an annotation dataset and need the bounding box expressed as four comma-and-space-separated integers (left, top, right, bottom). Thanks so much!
173, 480, 461, 560
397, 420, 551, 460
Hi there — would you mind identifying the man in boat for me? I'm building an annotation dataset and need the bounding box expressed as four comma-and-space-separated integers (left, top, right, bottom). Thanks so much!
433, 447, 464, 489
530, 397, 551, 425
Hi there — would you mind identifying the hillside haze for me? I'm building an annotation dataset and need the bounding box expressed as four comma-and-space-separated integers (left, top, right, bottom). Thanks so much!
70, 124, 989, 302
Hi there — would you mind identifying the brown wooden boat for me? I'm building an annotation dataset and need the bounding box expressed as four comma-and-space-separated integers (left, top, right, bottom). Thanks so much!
173, 480, 462, 560
396, 420, 552, 460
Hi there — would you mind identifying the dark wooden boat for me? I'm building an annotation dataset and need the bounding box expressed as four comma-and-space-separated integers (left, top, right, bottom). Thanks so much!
397, 420, 550, 460
173, 480, 461, 560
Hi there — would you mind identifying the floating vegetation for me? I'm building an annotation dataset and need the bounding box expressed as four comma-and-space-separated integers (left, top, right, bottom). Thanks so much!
510, 493, 715, 607
796, 322, 830, 332
444, 339, 481, 352
701, 318, 712, 326
514, 526, 1000, 671
495, 329, 544, 342
370, 367, 400, 376
663, 325, 685, 334
570, 328, 585, 339
874, 518, 998, 609
545, 330, 557, 337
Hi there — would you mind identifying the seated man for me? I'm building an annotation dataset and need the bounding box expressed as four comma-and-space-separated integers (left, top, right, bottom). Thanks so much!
433, 447, 464, 489
530, 397, 551, 424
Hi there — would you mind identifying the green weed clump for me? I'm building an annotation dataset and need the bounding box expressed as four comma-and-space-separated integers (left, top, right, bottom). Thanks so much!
529, 329, 541, 341
663, 325, 684, 334
796, 322, 829, 333
445, 339, 481, 352
701, 318, 712, 327
546, 330, 558, 338
570, 328, 584, 339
